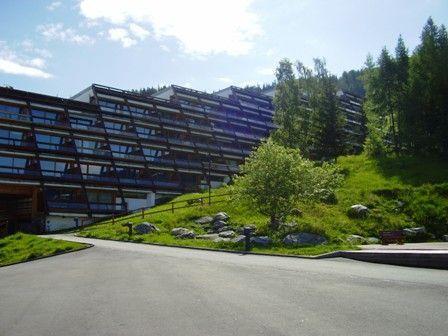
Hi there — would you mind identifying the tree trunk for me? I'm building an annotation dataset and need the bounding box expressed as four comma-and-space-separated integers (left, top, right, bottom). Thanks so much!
269, 214, 280, 230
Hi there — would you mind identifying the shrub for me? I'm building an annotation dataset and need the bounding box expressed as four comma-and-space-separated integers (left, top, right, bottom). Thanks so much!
233, 139, 343, 229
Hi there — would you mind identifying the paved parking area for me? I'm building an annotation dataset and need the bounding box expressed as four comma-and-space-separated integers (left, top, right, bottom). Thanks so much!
1, 235, 447, 336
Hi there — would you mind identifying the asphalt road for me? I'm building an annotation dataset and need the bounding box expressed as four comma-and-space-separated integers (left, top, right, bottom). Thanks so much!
1, 235, 447, 336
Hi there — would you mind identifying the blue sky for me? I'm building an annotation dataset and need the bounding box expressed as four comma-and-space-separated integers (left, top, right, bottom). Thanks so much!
0, 0, 447, 98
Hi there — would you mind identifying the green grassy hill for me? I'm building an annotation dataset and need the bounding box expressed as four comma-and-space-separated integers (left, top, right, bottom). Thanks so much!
77, 154, 448, 255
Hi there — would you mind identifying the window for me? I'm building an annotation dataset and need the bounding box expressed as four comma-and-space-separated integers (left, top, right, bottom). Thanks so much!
31, 109, 62, 125
0, 129, 25, 146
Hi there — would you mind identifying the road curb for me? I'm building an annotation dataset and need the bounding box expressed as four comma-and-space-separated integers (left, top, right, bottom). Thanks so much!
63, 234, 344, 260
338, 250, 448, 270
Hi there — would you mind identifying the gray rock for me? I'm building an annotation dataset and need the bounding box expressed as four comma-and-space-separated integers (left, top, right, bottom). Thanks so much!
196, 233, 220, 240
348, 204, 369, 218
403, 226, 426, 236
171, 227, 195, 239
443, 235, 448, 242
237, 225, 256, 234
195, 216, 213, 225
211, 220, 227, 232
218, 230, 236, 238
231, 235, 246, 243
283, 232, 327, 246
213, 237, 231, 243
179, 231, 196, 239
134, 222, 159, 234
346, 234, 367, 245
217, 225, 232, 233
366, 237, 380, 244
213, 212, 229, 222
250, 236, 272, 247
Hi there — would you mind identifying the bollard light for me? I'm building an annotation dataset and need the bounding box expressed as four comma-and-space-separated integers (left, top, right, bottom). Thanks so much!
243, 226, 253, 252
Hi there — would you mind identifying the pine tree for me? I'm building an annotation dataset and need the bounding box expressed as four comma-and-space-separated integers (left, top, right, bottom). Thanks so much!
394, 35, 409, 152
272, 59, 307, 151
309, 58, 346, 159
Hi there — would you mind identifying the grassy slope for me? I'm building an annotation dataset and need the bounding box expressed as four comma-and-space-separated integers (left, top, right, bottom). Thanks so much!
77, 154, 448, 255
0, 233, 88, 267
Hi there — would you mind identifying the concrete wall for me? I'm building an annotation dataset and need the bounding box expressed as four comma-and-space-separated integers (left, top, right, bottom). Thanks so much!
45, 215, 91, 232
124, 192, 155, 211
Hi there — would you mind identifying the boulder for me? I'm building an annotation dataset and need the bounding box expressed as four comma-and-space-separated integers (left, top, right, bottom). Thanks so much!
283, 232, 327, 246
213, 237, 231, 243
217, 225, 232, 233
211, 220, 227, 232
213, 212, 229, 222
218, 230, 236, 238
171, 227, 195, 239
348, 204, 369, 218
366, 237, 380, 244
237, 225, 256, 234
231, 235, 246, 243
134, 222, 159, 234
403, 227, 426, 236
346, 234, 367, 245
250, 236, 272, 247
195, 216, 213, 225
196, 234, 220, 240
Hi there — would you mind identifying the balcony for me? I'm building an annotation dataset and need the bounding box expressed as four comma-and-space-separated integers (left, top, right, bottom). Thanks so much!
83, 174, 119, 184
71, 123, 105, 133
175, 159, 203, 170
118, 177, 154, 187
76, 148, 113, 157
90, 202, 125, 213
41, 170, 83, 181
0, 110, 31, 122
37, 143, 77, 153
112, 152, 145, 162
47, 201, 89, 211
0, 166, 40, 177
0, 138, 34, 148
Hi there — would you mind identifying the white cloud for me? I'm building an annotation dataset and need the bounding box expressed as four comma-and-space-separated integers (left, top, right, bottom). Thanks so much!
47, 1, 62, 11
27, 58, 46, 69
216, 77, 232, 84
0, 41, 53, 79
78, 0, 262, 56
160, 44, 170, 52
257, 66, 274, 76
0, 59, 52, 79
108, 28, 137, 47
129, 23, 149, 40
37, 23, 95, 44
21, 40, 53, 58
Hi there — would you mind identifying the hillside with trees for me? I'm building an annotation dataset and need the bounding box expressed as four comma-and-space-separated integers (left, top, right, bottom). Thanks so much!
363, 17, 448, 158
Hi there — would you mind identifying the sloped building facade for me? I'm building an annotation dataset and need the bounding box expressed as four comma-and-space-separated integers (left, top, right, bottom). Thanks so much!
0, 83, 363, 233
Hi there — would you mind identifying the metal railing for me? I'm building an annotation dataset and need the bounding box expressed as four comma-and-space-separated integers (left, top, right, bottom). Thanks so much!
88, 192, 232, 227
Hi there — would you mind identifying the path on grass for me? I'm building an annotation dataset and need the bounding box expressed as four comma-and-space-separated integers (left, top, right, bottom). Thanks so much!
0, 234, 447, 336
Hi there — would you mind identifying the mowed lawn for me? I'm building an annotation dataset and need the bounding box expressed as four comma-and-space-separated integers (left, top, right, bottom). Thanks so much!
76, 154, 448, 256
0, 233, 89, 267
